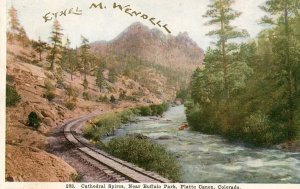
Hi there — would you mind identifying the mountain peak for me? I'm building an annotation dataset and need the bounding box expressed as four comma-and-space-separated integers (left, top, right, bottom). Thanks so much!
91, 23, 204, 72
126, 22, 150, 33
112, 22, 151, 42
129, 22, 148, 29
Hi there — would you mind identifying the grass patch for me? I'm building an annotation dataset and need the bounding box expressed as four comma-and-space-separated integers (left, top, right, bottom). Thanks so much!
65, 102, 76, 110
118, 109, 136, 123
70, 173, 83, 182
138, 103, 169, 116
104, 136, 180, 182
83, 112, 122, 141
6, 84, 21, 107
83, 109, 137, 141
83, 104, 169, 141
82, 91, 90, 101
43, 80, 56, 101
97, 95, 109, 103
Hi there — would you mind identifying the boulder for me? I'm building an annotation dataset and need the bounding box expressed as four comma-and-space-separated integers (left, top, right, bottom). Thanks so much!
178, 123, 189, 131
157, 135, 172, 140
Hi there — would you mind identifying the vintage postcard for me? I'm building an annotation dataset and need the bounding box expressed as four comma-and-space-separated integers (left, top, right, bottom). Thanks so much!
1, 0, 300, 188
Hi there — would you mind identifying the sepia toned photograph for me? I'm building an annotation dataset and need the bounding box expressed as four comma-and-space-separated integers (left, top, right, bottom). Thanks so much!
2, 0, 300, 186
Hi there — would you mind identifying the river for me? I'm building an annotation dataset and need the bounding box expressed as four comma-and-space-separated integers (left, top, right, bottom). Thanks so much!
103, 105, 300, 183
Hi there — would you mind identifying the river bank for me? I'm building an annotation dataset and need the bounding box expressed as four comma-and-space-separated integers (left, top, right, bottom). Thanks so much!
105, 105, 300, 183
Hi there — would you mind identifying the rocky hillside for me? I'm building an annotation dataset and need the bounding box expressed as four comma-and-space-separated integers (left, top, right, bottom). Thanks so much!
5, 39, 175, 181
91, 22, 204, 73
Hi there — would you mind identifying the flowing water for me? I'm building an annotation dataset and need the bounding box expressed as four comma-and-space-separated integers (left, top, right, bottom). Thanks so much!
104, 105, 300, 183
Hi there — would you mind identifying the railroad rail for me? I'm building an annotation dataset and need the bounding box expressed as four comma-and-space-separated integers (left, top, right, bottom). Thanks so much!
63, 112, 171, 183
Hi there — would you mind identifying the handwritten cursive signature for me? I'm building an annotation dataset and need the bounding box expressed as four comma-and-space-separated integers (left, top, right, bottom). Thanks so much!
42, 2, 172, 34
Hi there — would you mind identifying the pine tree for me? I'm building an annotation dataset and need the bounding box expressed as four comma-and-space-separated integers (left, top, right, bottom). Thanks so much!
61, 37, 71, 70
8, 6, 28, 44
88, 54, 99, 74
18, 27, 29, 46
47, 19, 63, 70
32, 37, 47, 62
260, 0, 300, 141
203, 0, 249, 100
65, 84, 79, 103
78, 36, 91, 90
8, 6, 21, 36
68, 47, 80, 81
108, 68, 117, 83
185, 0, 253, 139
79, 35, 91, 81
96, 65, 105, 92
60, 39, 80, 81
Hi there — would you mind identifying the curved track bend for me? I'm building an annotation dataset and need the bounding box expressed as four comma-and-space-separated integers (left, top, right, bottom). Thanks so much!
63, 112, 171, 183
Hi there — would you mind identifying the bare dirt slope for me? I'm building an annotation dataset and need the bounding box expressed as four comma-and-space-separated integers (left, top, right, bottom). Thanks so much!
6, 145, 76, 182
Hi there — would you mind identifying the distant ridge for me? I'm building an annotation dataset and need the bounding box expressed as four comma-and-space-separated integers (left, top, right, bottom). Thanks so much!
90, 22, 204, 72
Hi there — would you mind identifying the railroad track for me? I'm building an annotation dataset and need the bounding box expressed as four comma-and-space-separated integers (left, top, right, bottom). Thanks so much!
63, 112, 171, 183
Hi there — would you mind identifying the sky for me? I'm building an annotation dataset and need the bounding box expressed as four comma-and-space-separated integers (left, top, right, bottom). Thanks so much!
7, 0, 267, 50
